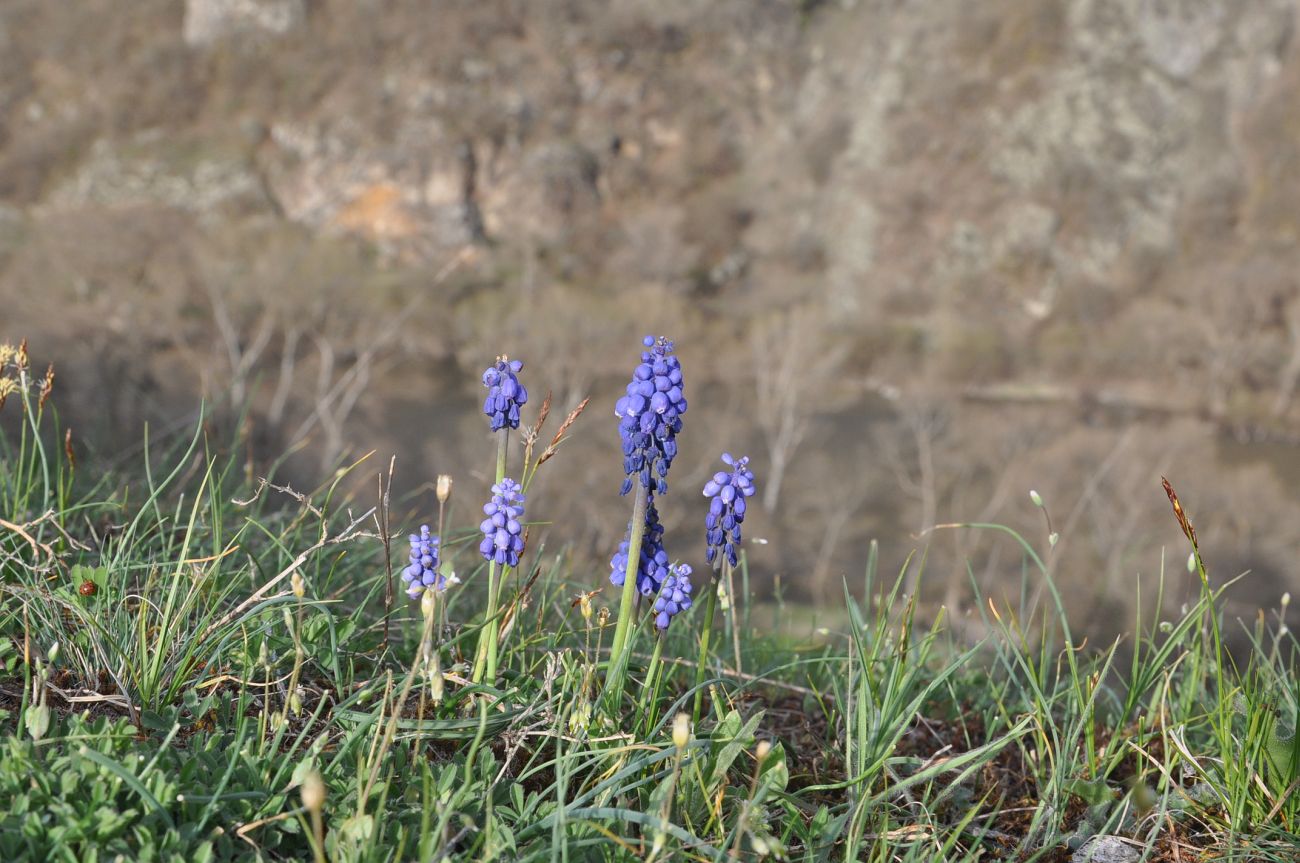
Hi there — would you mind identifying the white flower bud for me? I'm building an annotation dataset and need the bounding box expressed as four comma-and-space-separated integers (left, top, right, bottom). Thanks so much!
1029, 490, 1043, 507
301, 768, 326, 814
672, 713, 691, 750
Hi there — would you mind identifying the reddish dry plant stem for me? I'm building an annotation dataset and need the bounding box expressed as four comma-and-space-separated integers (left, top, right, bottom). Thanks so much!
537, 397, 590, 466
1161, 476, 1198, 549
38, 364, 55, 409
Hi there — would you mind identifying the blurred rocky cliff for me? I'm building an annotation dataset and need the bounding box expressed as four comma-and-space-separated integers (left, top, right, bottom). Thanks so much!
2, 0, 1299, 629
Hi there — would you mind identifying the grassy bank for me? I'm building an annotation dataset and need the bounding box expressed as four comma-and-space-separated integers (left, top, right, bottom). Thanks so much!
1, 342, 1297, 862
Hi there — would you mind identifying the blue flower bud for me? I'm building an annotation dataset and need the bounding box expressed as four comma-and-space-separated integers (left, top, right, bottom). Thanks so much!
478, 478, 525, 568
401, 525, 444, 599
481, 357, 529, 431
615, 336, 686, 495
702, 454, 756, 568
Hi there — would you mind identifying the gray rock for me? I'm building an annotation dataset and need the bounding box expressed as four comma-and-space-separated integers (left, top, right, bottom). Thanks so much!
182, 0, 304, 46
1072, 836, 1141, 863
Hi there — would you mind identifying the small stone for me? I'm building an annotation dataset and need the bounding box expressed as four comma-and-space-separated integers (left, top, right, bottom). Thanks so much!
1072, 836, 1141, 863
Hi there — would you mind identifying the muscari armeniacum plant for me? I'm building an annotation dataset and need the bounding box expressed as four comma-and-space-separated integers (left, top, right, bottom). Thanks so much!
694, 454, 755, 721
607, 336, 688, 688
479, 478, 526, 568
402, 525, 444, 599
473, 357, 528, 684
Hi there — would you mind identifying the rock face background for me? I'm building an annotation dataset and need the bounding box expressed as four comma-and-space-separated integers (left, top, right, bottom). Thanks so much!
2, 0, 1299, 632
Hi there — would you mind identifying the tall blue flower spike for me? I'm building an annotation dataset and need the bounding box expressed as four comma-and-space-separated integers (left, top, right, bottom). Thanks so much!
703, 453, 756, 568
615, 336, 686, 495
402, 525, 443, 599
478, 478, 526, 568
482, 358, 529, 431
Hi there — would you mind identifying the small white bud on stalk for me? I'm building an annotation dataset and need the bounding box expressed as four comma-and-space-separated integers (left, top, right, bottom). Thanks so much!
291, 572, 306, 598
1187, 552, 1196, 573
428, 662, 445, 704
1029, 490, 1043, 507
1282, 592, 1291, 609
1048, 532, 1059, 548
26, 703, 51, 742
421, 589, 437, 621
756, 740, 772, 762
301, 768, 326, 814
672, 713, 691, 750
47, 642, 60, 664
436, 474, 453, 504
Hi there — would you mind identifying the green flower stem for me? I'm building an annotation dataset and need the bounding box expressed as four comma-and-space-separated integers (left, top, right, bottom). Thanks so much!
605, 482, 649, 697
641, 631, 665, 735
692, 562, 724, 725
473, 429, 511, 685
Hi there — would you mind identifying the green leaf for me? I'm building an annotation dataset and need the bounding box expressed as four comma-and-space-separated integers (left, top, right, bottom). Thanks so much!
1064, 777, 1114, 808
709, 710, 764, 791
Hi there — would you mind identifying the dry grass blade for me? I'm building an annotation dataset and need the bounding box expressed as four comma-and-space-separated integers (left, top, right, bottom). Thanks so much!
537, 397, 590, 466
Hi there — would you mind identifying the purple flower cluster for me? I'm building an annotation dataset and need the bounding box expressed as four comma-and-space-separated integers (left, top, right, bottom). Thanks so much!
479, 478, 526, 568
703, 453, 755, 568
482, 358, 528, 431
402, 525, 444, 599
609, 496, 670, 596
653, 563, 693, 630
615, 336, 686, 495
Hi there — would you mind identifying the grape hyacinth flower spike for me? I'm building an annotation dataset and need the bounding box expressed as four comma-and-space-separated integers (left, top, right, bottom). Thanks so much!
482, 357, 529, 431
402, 525, 443, 599
479, 478, 526, 568
703, 453, 756, 568
615, 336, 687, 496
653, 563, 694, 630
609, 495, 670, 596
606, 334, 688, 693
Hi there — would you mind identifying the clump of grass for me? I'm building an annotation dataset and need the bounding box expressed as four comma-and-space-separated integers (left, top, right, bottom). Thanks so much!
1, 338, 1298, 862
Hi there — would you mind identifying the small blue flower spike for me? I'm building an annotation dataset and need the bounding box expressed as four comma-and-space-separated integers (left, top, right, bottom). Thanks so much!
402, 525, 443, 599
482, 357, 529, 431
615, 336, 686, 495
703, 454, 756, 568
653, 563, 694, 630
610, 495, 671, 596
479, 478, 526, 567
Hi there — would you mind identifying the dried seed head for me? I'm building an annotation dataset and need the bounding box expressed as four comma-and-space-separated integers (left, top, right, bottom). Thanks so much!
301, 769, 326, 814
38, 363, 54, 409
436, 474, 453, 504
672, 713, 691, 750
0, 344, 14, 365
